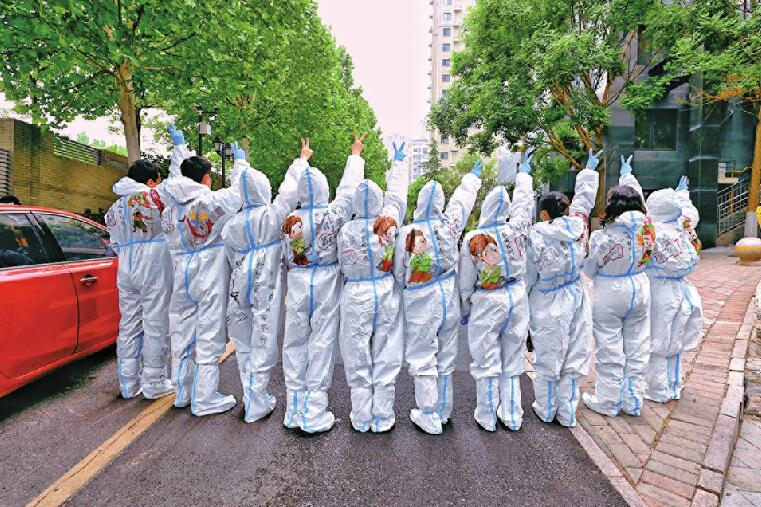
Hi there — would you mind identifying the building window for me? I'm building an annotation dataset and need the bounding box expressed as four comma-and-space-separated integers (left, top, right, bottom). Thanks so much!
443, 0, 453, 5
635, 109, 678, 151
443, 12, 452, 22
442, 43, 451, 52
441, 136, 450, 145
443, 27, 451, 37
442, 74, 451, 83
441, 152, 449, 161
442, 58, 450, 67
441, 89, 448, 97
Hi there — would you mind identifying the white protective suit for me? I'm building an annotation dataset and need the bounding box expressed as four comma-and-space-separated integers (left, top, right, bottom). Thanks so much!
222, 157, 307, 422
105, 173, 177, 400
337, 160, 409, 433
645, 185, 702, 402
281, 156, 365, 433
525, 168, 598, 427
160, 142, 243, 416
395, 173, 482, 435
582, 173, 653, 417
459, 171, 534, 431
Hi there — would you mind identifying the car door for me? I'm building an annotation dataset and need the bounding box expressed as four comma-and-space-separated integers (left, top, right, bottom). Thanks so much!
0, 211, 78, 379
35, 212, 119, 353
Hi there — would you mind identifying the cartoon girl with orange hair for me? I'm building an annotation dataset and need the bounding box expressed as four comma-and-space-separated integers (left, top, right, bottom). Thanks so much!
405, 229, 433, 284
373, 215, 398, 272
282, 215, 309, 266
468, 233, 505, 289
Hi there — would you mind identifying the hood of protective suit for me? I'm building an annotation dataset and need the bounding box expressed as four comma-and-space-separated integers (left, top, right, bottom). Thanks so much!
478, 186, 511, 226
161, 175, 210, 205
646, 188, 680, 223
112, 177, 148, 196
238, 166, 272, 207
413, 180, 445, 220
534, 215, 584, 241
351, 179, 383, 219
297, 166, 329, 207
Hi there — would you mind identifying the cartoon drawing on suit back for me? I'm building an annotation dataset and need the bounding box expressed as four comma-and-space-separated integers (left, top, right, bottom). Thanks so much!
682, 216, 701, 253
132, 210, 148, 233
637, 219, 657, 267
183, 209, 213, 240
405, 228, 433, 284
373, 215, 398, 272
282, 215, 310, 266
469, 233, 506, 289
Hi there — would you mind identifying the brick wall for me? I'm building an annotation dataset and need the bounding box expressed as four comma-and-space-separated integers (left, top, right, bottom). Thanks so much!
0, 118, 127, 215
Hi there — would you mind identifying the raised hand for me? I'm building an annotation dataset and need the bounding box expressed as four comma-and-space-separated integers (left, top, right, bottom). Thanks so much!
231, 141, 245, 161
300, 138, 313, 161
518, 151, 534, 173
167, 123, 185, 146
352, 131, 368, 156
619, 154, 633, 176
393, 141, 406, 162
676, 175, 689, 192
470, 159, 484, 178
586, 148, 604, 170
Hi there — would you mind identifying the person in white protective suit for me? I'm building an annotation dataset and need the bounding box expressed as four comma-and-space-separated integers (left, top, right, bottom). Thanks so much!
105, 156, 179, 400
222, 139, 311, 423
459, 154, 534, 431
281, 132, 367, 433
582, 154, 655, 417
394, 160, 483, 435
525, 149, 601, 427
160, 129, 245, 416
337, 141, 410, 433
642, 175, 703, 402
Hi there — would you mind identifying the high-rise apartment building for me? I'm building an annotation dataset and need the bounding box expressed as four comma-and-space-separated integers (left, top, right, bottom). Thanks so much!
428, 0, 476, 168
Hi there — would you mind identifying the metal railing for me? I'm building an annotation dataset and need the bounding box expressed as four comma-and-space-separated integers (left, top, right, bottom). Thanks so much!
717, 178, 751, 236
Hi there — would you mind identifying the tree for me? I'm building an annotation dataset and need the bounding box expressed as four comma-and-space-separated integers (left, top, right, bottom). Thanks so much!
420, 138, 442, 176
429, 0, 684, 212
0, 1, 282, 163
624, 1, 761, 214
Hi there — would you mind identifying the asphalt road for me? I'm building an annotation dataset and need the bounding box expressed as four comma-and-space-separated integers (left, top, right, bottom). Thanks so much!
0, 345, 625, 507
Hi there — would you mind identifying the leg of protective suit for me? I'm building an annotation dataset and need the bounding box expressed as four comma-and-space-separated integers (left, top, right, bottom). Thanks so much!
436, 279, 460, 424
621, 282, 651, 417
682, 283, 703, 352
583, 284, 627, 417
116, 270, 143, 399
138, 246, 174, 400
370, 286, 404, 433
300, 268, 342, 433
190, 252, 236, 417
468, 291, 506, 430
169, 266, 196, 408
282, 271, 311, 427
404, 285, 444, 434
339, 284, 374, 432
554, 286, 593, 427
645, 353, 670, 403
529, 289, 565, 424
531, 374, 558, 423
498, 287, 528, 430
646, 279, 681, 404
227, 296, 252, 406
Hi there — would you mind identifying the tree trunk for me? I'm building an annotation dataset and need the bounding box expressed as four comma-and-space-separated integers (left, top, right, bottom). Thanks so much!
593, 133, 607, 218
116, 62, 141, 163
747, 105, 761, 213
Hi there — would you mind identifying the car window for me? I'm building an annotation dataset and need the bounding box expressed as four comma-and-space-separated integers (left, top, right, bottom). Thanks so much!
0, 213, 50, 268
37, 213, 115, 261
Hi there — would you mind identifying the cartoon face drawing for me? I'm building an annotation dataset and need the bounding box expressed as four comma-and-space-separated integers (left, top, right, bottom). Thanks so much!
184, 209, 213, 239
637, 220, 657, 267
374, 216, 398, 272
469, 233, 505, 289
282, 215, 310, 265
682, 217, 701, 253
128, 193, 149, 208
405, 229, 433, 284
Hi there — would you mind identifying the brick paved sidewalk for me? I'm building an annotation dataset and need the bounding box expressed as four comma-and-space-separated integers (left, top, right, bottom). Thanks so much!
722, 416, 761, 506
575, 250, 761, 507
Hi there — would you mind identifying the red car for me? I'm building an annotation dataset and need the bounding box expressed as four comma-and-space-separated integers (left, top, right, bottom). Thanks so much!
0, 205, 119, 397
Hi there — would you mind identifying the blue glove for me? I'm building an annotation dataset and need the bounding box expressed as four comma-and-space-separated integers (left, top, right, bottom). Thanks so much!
619, 154, 633, 176
460, 315, 469, 326
586, 148, 603, 170
167, 123, 185, 146
470, 159, 484, 178
518, 152, 533, 173
392, 141, 406, 162
676, 175, 689, 192
231, 141, 245, 161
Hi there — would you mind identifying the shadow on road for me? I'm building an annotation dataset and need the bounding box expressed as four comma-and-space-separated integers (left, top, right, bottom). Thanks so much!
0, 346, 116, 423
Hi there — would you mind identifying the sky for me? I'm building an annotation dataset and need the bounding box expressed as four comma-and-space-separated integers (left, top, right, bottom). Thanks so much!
1, 0, 431, 148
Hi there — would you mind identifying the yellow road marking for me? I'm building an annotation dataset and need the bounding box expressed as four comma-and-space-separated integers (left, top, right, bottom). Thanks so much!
28, 341, 236, 507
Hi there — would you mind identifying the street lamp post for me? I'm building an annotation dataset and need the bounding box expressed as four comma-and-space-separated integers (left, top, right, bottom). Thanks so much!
195, 106, 217, 156
214, 136, 232, 189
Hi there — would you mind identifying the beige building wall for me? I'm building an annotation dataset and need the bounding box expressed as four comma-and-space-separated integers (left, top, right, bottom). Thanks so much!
0, 118, 128, 216
429, 0, 476, 169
